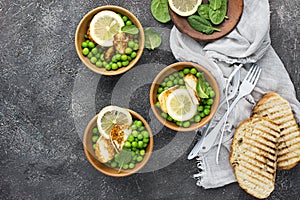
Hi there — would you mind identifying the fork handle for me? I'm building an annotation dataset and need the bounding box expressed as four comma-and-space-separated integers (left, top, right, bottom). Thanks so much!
198, 93, 244, 153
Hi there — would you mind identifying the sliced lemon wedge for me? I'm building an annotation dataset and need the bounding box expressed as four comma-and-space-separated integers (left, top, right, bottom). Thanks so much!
168, 0, 202, 17
97, 106, 132, 139
166, 88, 197, 121
89, 10, 125, 47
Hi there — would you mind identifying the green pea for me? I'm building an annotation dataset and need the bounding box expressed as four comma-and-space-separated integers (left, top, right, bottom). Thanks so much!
166, 81, 173, 87
84, 34, 89, 39
82, 42, 88, 48
161, 82, 167, 87
138, 141, 144, 148
137, 134, 143, 140
200, 112, 205, 118
143, 138, 149, 143
167, 116, 173, 121
207, 99, 214, 105
179, 71, 184, 77
117, 61, 122, 68
155, 102, 160, 107
85, 39, 90, 43
111, 63, 118, 70
132, 130, 138, 137
95, 61, 102, 68
136, 120, 143, 127
126, 20, 132, 26
138, 126, 145, 131
87, 52, 93, 58
204, 105, 211, 109
196, 72, 201, 78
115, 54, 121, 61
121, 54, 128, 61
141, 131, 149, 138
158, 87, 163, 93
198, 105, 204, 112
190, 68, 197, 74
92, 144, 96, 150
122, 15, 128, 22
102, 61, 108, 67
204, 108, 210, 115
128, 41, 135, 48
173, 72, 179, 77
92, 127, 98, 134
169, 75, 175, 80
176, 121, 183, 127
136, 156, 143, 162
88, 41, 95, 49
143, 143, 147, 148
82, 48, 89, 56
124, 141, 131, 148
91, 48, 98, 55
123, 164, 129, 169
194, 115, 201, 123
164, 77, 169, 82
125, 47, 132, 55
209, 90, 216, 98
161, 112, 168, 119
131, 51, 137, 58
178, 79, 184, 85
139, 149, 145, 156
131, 141, 138, 148
114, 153, 119, 159
173, 79, 179, 85
100, 53, 105, 61
90, 57, 97, 64
131, 124, 137, 130
127, 56, 132, 62
122, 61, 129, 66
133, 43, 139, 51
111, 161, 117, 168
132, 155, 137, 161
129, 163, 135, 169
95, 53, 101, 59
127, 135, 134, 142
105, 64, 112, 70
183, 68, 190, 74
183, 121, 191, 128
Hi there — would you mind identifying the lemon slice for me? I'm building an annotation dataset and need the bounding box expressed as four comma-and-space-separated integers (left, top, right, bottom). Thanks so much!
166, 89, 197, 121
168, 0, 202, 17
89, 10, 125, 47
97, 106, 132, 139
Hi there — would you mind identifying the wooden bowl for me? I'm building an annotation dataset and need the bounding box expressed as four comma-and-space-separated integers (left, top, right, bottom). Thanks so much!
75, 5, 145, 75
83, 109, 153, 177
150, 62, 220, 132
169, 0, 244, 42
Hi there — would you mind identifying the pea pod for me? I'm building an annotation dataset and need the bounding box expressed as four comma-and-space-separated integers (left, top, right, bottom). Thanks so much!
197, 4, 210, 20
187, 15, 220, 34
209, 0, 228, 25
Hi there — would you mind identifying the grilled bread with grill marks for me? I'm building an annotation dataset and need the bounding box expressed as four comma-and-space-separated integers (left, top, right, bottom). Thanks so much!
230, 116, 280, 199
253, 92, 300, 170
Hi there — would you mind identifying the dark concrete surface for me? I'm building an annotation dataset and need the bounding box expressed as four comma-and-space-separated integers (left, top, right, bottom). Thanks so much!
0, 0, 299, 199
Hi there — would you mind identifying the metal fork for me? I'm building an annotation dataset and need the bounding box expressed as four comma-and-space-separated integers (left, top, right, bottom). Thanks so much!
197, 64, 262, 155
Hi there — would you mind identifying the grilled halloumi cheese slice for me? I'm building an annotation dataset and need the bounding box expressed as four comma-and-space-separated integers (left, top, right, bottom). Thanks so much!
158, 85, 179, 113
184, 74, 201, 105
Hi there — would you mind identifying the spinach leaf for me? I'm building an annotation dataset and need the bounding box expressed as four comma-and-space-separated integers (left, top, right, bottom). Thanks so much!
115, 149, 132, 173
151, 0, 171, 23
187, 15, 220, 34
144, 27, 162, 50
196, 73, 209, 99
209, 0, 222, 10
121, 25, 139, 35
209, 0, 228, 25
197, 4, 210, 20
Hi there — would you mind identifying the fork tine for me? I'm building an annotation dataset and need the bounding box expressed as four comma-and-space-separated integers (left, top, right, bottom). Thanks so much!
252, 67, 261, 86
249, 65, 260, 82
247, 64, 259, 82
245, 63, 257, 81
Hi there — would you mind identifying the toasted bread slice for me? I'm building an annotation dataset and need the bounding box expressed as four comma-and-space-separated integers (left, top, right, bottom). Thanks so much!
230, 116, 280, 199
253, 92, 300, 170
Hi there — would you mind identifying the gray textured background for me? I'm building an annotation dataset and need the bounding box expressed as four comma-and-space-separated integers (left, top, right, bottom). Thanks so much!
0, 0, 299, 199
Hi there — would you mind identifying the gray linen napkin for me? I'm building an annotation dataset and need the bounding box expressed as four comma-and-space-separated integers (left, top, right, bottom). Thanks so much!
170, 0, 300, 188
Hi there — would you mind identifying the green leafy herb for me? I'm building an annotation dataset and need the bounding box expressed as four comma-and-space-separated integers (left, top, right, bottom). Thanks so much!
197, 4, 210, 20
209, 0, 222, 10
151, 0, 171, 23
196, 73, 209, 99
115, 149, 132, 173
121, 25, 139, 35
209, 0, 228, 25
144, 27, 162, 50
187, 15, 220, 34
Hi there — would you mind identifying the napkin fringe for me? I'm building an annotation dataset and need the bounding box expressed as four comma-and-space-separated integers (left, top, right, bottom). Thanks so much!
193, 155, 206, 187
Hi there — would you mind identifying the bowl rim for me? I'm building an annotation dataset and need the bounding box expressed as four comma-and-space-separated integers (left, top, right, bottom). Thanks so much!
83, 108, 153, 177
75, 5, 145, 76
169, 0, 244, 42
150, 61, 220, 132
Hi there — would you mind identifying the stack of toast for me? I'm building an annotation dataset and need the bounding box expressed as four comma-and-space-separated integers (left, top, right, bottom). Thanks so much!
230, 92, 300, 199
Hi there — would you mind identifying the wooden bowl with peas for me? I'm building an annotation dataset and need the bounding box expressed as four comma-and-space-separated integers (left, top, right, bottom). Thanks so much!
150, 62, 220, 132
83, 109, 153, 177
75, 5, 145, 75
